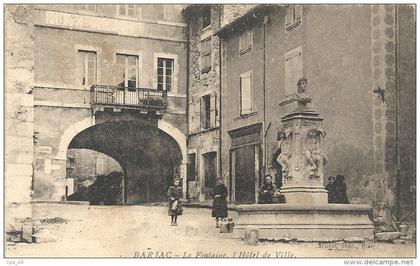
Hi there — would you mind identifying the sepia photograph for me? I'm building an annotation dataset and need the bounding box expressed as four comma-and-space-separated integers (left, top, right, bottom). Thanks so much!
3, 2, 417, 262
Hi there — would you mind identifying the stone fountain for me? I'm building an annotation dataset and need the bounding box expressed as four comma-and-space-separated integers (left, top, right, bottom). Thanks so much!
233, 78, 374, 241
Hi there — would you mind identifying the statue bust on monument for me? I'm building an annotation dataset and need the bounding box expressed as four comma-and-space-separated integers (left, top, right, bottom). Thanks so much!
279, 77, 312, 109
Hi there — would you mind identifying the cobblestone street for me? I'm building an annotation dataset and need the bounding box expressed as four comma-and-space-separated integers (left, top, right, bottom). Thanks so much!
6, 206, 415, 258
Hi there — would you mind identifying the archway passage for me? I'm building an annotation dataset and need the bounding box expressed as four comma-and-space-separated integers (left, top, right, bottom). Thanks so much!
66, 149, 124, 204
68, 120, 183, 204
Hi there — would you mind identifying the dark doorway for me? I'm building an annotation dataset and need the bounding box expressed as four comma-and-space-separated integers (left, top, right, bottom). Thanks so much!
234, 145, 256, 204
67, 119, 183, 205
203, 151, 217, 198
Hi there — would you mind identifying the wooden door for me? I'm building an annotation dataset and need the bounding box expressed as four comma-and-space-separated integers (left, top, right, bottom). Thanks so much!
234, 145, 256, 204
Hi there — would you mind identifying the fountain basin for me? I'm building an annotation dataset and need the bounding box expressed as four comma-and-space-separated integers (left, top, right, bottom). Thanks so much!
233, 203, 374, 241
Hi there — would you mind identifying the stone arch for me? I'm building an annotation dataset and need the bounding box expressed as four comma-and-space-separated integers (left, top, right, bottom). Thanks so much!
57, 117, 187, 174
56, 116, 94, 160
158, 119, 187, 165
54, 116, 188, 200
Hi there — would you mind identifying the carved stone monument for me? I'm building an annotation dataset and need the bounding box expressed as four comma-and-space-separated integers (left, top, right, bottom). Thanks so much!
277, 77, 329, 203
232, 78, 374, 242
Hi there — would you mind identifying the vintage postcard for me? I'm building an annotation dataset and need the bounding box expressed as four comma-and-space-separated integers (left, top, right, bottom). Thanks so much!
3, 2, 417, 263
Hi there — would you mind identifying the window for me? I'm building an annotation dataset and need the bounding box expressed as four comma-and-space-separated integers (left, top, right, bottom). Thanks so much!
285, 5, 302, 30
199, 93, 218, 130
163, 5, 175, 22
187, 153, 196, 182
78, 50, 97, 87
73, 5, 96, 12
240, 71, 253, 115
200, 94, 211, 130
116, 54, 139, 88
239, 30, 253, 55
203, 152, 217, 189
157, 58, 174, 92
66, 157, 76, 169
285, 47, 302, 96
200, 37, 212, 73
202, 7, 211, 29
118, 4, 136, 17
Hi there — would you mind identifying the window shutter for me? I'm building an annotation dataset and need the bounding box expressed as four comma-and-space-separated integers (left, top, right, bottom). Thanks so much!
215, 93, 220, 127
240, 73, 252, 115
200, 96, 205, 130
247, 31, 253, 50
285, 48, 302, 96
190, 100, 199, 133
294, 51, 302, 88
285, 5, 292, 27
239, 34, 243, 52
210, 92, 217, 128
295, 5, 302, 22
285, 56, 292, 96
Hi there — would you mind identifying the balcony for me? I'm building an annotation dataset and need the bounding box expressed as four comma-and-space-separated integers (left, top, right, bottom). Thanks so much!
91, 85, 168, 113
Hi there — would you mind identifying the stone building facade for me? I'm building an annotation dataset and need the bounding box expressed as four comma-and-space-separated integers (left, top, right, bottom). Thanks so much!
5, 4, 415, 237
5, 5, 36, 236
5, 4, 190, 228
183, 4, 258, 203
183, 5, 222, 202
216, 4, 415, 224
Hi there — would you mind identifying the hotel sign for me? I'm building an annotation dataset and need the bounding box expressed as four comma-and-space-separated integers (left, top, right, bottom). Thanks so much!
34, 9, 186, 42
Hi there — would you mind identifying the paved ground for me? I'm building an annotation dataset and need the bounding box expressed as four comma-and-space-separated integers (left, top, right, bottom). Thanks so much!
5, 205, 416, 258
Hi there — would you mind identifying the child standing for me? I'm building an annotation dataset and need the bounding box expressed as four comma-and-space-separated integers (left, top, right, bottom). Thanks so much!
167, 178, 183, 226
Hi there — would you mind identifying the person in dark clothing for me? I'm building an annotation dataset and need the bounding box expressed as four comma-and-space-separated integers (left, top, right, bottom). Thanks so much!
334, 175, 350, 204
211, 178, 228, 228
325, 176, 336, 203
259, 175, 277, 204
167, 178, 183, 226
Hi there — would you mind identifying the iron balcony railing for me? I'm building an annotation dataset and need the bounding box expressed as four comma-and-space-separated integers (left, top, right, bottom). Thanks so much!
91, 85, 168, 110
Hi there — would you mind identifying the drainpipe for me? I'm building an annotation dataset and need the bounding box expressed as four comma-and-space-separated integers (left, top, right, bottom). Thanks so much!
185, 13, 191, 200
394, 4, 401, 221
218, 5, 223, 180
262, 15, 268, 177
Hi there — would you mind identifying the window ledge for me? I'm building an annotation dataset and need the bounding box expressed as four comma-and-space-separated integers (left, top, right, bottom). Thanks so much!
239, 47, 252, 56
235, 111, 258, 120
285, 20, 301, 31
167, 93, 186, 98
188, 126, 219, 136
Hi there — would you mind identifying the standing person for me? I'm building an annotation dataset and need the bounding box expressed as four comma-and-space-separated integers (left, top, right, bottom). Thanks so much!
325, 176, 336, 203
259, 175, 277, 204
167, 178, 183, 226
211, 178, 228, 228
335, 175, 350, 204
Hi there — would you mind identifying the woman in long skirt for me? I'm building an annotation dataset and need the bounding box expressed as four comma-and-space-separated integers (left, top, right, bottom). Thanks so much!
211, 178, 228, 228
167, 178, 183, 226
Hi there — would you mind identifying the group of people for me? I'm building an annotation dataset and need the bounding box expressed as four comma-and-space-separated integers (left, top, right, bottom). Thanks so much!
325, 175, 349, 204
166, 174, 349, 226
166, 177, 228, 227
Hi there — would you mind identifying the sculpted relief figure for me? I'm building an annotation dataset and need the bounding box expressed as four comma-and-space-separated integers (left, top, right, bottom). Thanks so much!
304, 126, 327, 179
276, 129, 293, 180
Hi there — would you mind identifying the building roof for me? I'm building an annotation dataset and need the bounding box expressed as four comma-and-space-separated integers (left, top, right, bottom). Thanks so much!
182, 4, 216, 17
216, 4, 279, 38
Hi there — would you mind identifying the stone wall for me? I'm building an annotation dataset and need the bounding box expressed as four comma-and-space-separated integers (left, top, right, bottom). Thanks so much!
67, 149, 123, 193
5, 5, 35, 240
186, 5, 222, 202
218, 4, 414, 217
396, 5, 416, 223
221, 4, 257, 27
30, 5, 188, 201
